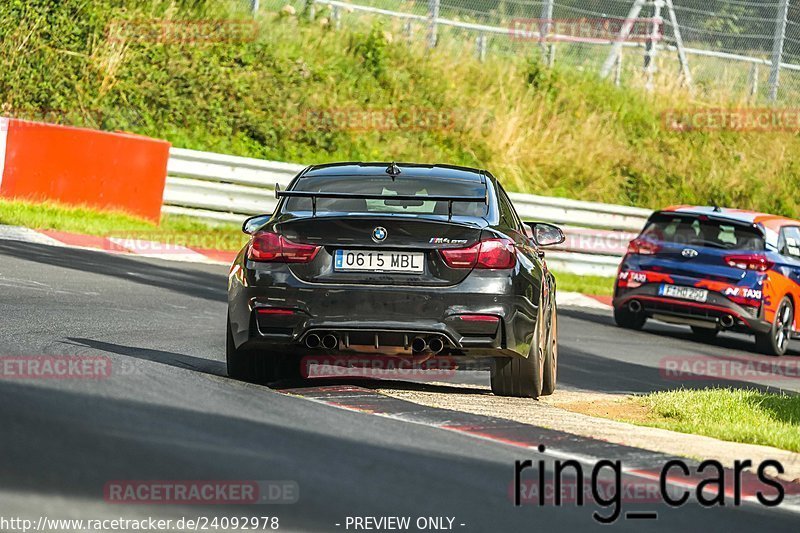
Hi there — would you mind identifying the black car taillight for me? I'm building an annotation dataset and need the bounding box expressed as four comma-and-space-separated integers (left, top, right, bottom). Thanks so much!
440, 238, 516, 270
248, 232, 320, 263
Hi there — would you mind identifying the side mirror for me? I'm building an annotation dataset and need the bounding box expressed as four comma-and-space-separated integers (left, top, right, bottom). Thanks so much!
242, 214, 271, 235
526, 222, 565, 247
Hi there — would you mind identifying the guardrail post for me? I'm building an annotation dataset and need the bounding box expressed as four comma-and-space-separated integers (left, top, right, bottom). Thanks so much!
427, 0, 440, 49
404, 20, 413, 42
614, 48, 624, 86
332, 5, 341, 30
250, 0, 259, 15
769, 0, 790, 101
307, 0, 316, 21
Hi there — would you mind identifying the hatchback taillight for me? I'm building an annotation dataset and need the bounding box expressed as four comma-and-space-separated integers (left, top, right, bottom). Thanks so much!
724, 253, 773, 272
248, 232, 320, 263
627, 238, 661, 255
440, 239, 516, 270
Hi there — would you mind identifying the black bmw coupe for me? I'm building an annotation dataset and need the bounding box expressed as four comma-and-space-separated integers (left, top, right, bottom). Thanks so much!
227, 162, 564, 398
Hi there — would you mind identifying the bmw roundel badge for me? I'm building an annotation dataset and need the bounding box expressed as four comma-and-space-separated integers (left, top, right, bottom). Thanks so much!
372, 226, 388, 242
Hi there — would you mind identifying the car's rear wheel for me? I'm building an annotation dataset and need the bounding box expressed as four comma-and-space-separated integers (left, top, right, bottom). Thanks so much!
690, 326, 719, 342
613, 305, 647, 330
755, 297, 794, 357
226, 317, 286, 383
542, 304, 558, 396
491, 306, 545, 399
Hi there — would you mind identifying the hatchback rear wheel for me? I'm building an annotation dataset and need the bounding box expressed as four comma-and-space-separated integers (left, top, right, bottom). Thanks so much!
755, 297, 794, 356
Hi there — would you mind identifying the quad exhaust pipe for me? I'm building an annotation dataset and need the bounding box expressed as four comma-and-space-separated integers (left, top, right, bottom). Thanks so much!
428, 337, 444, 354
305, 333, 339, 349
305, 333, 321, 349
720, 315, 735, 329
628, 300, 643, 314
411, 337, 428, 354
411, 336, 445, 354
305, 332, 445, 353
321, 334, 338, 350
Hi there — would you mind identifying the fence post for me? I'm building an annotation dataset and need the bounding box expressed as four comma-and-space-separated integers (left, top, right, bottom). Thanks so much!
643, 0, 664, 90
750, 63, 759, 99
332, 6, 341, 30
427, 0, 440, 49
251, 0, 259, 16
476, 34, 487, 62
615, 47, 624, 86
539, 0, 554, 64
600, 0, 647, 78
769, 0, 790, 101
664, 0, 692, 88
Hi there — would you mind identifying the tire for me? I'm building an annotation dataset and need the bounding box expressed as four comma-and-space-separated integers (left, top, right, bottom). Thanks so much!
613, 305, 647, 330
690, 326, 719, 342
226, 317, 286, 383
541, 304, 558, 396
491, 304, 546, 399
755, 297, 794, 357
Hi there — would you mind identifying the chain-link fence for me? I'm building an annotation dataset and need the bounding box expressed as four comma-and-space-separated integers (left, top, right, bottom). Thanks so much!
253, 0, 800, 103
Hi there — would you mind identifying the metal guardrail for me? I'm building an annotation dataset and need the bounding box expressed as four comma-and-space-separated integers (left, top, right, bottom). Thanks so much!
163, 147, 650, 275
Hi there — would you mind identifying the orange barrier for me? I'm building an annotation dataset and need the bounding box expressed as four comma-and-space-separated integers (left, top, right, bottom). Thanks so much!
0, 119, 170, 222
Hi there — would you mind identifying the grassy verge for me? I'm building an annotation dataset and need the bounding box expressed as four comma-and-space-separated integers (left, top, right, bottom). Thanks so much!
2, 1, 800, 218
570, 388, 800, 453
0, 199, 246, 251
554, 271, 615, 296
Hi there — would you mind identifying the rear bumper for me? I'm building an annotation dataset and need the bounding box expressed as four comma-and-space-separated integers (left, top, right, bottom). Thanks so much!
613, 284, 771, 334
228, 263, 539, 358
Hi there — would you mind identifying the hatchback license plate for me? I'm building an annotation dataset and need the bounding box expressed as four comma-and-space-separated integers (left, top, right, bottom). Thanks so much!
334, 250, 424, 273
658, 284, 708, 303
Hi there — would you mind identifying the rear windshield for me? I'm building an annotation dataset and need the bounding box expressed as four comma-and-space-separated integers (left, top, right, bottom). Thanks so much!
641, 213, 765, 251
282, 175, 488, 217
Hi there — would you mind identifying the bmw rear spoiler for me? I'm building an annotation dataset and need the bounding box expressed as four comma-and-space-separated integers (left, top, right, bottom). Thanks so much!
275, 185, 489, 220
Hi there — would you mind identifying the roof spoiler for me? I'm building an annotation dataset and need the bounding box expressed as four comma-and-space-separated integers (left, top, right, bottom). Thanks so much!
274, 186, 488, 220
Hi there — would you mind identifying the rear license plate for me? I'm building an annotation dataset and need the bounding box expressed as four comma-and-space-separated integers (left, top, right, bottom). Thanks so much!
658, 284, 708, 303
334, 250, 424, 273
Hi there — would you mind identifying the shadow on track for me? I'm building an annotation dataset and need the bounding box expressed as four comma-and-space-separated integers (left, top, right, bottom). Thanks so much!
66, 337, 227, 377
559, 307, 800, 358
0, 240, 227, 303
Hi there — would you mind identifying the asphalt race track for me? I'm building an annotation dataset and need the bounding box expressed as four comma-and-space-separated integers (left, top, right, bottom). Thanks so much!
1, 239, 798, 532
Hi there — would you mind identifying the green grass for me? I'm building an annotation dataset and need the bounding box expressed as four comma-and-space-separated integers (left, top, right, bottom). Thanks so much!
0, 199, 246, 251
554, 271, 615, 296
632, 388, 800, 453
2, 1, 800, 221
